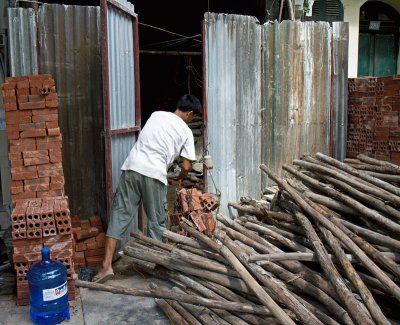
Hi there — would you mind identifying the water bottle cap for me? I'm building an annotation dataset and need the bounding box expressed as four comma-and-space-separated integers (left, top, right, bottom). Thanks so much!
42, 247, 50, 254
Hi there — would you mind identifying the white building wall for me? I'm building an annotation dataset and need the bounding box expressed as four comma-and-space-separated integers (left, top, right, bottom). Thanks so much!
342, 0, 400, 77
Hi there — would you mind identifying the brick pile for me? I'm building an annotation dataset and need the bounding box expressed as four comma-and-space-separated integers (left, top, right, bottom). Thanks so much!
348, 75, 400, 162
1, 74, 76, 305
71, 215, 106, 271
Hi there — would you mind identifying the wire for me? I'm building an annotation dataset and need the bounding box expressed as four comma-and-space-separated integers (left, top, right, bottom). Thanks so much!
139, 22, 202, 44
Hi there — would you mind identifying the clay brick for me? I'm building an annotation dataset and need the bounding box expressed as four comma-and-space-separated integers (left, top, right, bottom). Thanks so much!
12, 192, 37, 202
95, 232, 106, 243
74, 227, 99, 241
16, 87, 29, 96
20, 128, 47, 138
36, 140, 62, 151
11, 165, 38, 181
29, 87, 42, 95
32, 114, 58, 123
57, 224, 72, 235
45, 93, 58, 101
19, 101, 46, 110
4, 102, 18, 111
25, 183, 50, 192
74, 242, 86, 252
45, 100, 58, 108
84, 248, 105, 258
11, 221, 27, 232
37, 189, 64, 198
70, 216, 81, 228
27, 219, 42, 229
51, 249, 73, 260
46, 121, 59, 129
10, 159, 23, 168
80, 219, 90, 229
83, 237, 96, 244
56, 216, 71, 228
13, 252, 41, 263
2, 82, 17, 90
43, 233, 73, 245
6, 130, 19, 140
11, 185, 24, 194
23, 150, 48, 159
2, 88, 15, 96
24, 156, 50, 166
3, 94, 17, 103
12, 229, 27, 240
29, 79, 43, 88
5, 110, 32, 125
42, 226, 57, 237
41, 217, 55, 228
26, 206, 41, 220
9, 138, 37, 153
28, 94, 46, 102
86, 256, 103, 269
13, 241, 42, 254
17, 80, 30, 89
47, 127, 61, 136
18, 95, 29, 103
86, 241, 105, 250
26, 228, 42, 239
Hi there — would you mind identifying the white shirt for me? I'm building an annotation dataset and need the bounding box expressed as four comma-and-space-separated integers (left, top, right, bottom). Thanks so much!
121, 111, 196, 185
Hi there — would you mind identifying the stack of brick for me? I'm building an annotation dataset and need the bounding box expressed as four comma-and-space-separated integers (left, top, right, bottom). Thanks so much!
1, 74, 76, 305
71, 216, 106, 271
348, 76, 400, 162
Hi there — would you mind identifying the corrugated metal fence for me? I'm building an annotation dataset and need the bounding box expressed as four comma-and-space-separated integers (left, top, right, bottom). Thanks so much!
9, 5, 106, 219
205, 13, 348, 217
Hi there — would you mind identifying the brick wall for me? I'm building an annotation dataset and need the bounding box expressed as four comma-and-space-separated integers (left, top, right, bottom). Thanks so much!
348, 76, 400, 163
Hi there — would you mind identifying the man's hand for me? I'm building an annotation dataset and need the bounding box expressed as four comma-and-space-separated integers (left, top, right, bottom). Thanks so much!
168, 178, 182, 186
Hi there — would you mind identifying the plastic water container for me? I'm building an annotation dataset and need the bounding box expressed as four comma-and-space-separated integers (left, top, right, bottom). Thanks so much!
27, 247, 70, 325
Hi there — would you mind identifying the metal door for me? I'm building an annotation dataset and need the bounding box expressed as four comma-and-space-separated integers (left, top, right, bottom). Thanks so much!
100, 0, 141, 219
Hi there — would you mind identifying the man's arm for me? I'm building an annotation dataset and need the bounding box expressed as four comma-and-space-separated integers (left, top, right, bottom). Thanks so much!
176, 157, 192, 180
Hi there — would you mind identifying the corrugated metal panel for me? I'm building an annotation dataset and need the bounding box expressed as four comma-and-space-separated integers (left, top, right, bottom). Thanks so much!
7, 8, 38, 76
205, 13, 262, 218
38, 4, 106, 219
332, 22, 349, 161
262, 21, 332, 186
106, 2, 137, 193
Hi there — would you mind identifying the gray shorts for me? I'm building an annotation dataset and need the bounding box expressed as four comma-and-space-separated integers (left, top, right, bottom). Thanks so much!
107, 170, 167, 242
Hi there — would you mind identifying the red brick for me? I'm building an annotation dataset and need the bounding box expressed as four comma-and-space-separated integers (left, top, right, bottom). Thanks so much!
74, 227, 99, 241
24, 156, 50, 166
95, 232, 106, 243
29, 79, 43, 88
36, 141, 62, 151
2, 82, 17, 90
86, 256, 103, 269
29, 87, 42, 95
20, 128, 47, 138
80, 220, 90, 229
37, 189, 64, 198
11, 185, 24, 194
23, 150, 48, 158
4, 102, 18, 111
51, 175, 65, 182
46, 121, 59, 129
37, 166, 64, 177
86, 241, 105, 250
2, 88, 15, 96
25, 178, 50, 187
5, 130, 19, 140
51, 249, 73, 260
45, 93, 58, 101
19, 101, 46, 110
84, 248, 105, 258
13, 252, 41, 263
25, 183, 50, 192
12, 192, 36, 203
9, 138, 36, 149
83, 237, 96, 244
74, 242, 86, 252
13, 242, 42, 254
16, 88, 29, 96
47, 127, 61, 136
12, 229, 27, 240
16, 80, 30, 89
32, 114, 58, 123
5, 110, 32, 124
19, 122, 46, 131
26, 228, 42, 239
28, 94, 46, 102
10, 159, 23, 168
11, 165, 38, 181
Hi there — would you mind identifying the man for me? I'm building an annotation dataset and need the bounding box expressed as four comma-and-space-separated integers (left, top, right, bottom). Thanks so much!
92, 94, 201, 283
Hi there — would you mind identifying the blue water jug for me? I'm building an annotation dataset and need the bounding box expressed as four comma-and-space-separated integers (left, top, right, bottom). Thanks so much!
27, 247, 70, 325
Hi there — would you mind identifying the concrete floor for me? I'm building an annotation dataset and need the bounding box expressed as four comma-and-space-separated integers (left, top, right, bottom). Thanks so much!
0, 256, 171, 325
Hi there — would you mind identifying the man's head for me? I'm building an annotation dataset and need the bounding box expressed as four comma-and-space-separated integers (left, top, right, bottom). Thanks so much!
176, 94, 202, 123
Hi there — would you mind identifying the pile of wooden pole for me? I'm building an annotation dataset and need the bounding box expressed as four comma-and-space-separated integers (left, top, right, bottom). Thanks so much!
77, 152, 400, 324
